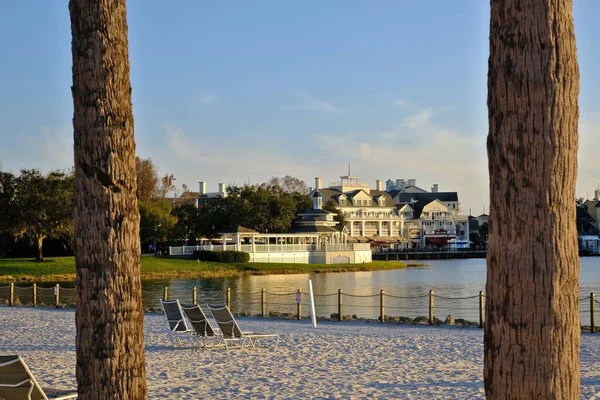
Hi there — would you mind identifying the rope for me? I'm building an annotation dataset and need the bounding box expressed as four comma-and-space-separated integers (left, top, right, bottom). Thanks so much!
433, 294, 480, 300
343, 293, 379, 298
265, 292, 297, 296
385, 293, 429, 299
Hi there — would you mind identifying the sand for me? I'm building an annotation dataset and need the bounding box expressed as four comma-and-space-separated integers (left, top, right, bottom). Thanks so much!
1, 307, 600, 399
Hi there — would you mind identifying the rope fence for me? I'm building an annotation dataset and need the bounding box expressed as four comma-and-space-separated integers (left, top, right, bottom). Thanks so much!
0, 283, 598, 331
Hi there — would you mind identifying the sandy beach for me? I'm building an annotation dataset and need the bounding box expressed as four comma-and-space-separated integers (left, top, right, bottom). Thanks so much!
1, 307, 600, 399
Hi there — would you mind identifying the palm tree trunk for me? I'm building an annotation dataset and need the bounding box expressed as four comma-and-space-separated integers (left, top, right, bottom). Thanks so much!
485, 0, 580, 398
69, 0, 146, 398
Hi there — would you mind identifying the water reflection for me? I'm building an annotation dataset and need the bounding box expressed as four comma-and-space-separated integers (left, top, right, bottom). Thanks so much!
6, 258, 600, 321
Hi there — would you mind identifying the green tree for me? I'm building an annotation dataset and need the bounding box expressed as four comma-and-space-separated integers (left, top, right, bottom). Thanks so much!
0, 169, 74, 262
322, 199, 346, 226
195, 183, 311, 237
170, 202, 199, 244
139, 200, 177, 245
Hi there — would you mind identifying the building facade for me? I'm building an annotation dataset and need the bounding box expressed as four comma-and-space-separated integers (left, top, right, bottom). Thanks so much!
309, 175, 469, 249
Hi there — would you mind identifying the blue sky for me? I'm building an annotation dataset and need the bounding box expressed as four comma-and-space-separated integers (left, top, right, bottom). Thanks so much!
1, 1, 599, 215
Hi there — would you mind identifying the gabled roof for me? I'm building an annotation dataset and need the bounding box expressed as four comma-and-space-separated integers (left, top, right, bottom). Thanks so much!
310, 188, 394, 207
392, 192, 459, 218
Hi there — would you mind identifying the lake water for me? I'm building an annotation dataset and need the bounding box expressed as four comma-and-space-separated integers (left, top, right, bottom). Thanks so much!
138, 257, 600, 321
6, 257, 599, 321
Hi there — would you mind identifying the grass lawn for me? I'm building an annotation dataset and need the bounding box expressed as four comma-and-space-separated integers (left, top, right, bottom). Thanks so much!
0, 256, 408, 282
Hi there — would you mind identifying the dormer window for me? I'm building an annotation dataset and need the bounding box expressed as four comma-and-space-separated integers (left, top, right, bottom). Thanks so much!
377, 197, 386, 206
339, 198, 346, 205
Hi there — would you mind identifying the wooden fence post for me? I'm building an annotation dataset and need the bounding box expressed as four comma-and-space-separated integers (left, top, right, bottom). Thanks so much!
296, 289, 302, 321
9, 283, 14, 307
226, 287, 231, 309
33, 284, 37, 307
428, 290, 434, 325
479, 291, 485, 329
163, 287, 168, 301
192, 287, 197, 305
338, 289, 343, 321
54, 284, 60, 308
261, 288, 266, 317
380, 289, 385, 323
591, 292, 596, 334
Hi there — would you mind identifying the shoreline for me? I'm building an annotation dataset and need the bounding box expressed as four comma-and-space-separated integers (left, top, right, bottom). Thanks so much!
0, 257, 414, 283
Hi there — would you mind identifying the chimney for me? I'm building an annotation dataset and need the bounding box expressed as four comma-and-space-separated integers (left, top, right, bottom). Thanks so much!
218, 183, 226, 197
375, 180, 384, 191
198, 181, 206, 195
315, 177, 323, 190
408, 178, 416, 187
386, 179, 393, 191
431, 184, 439, 193
399, 179, 406, 191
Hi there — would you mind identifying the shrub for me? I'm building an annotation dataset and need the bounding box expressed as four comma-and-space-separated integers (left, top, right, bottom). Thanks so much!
193, 250, 250, 263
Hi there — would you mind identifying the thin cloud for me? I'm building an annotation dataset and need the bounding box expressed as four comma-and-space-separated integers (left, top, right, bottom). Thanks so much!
197, 93, 220, 105
400, 108, 437, 129
286, 93, 342, 114
393, 99, 409, 108
23, 125, 73, 171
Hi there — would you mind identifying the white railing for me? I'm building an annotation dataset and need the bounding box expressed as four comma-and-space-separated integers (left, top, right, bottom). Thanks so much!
329, 181, 371, 188
169, 242, 371, 255
347, 214, 404, 220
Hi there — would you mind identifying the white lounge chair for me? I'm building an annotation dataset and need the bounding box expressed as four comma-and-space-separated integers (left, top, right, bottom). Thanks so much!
160, 299, 194, 346
0, 355, 77, 400
181, 304, 221, 349
208, 304, 279, 350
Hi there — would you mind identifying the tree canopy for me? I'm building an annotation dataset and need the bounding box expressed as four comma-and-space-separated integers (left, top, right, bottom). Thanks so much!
0, 169, 74, 261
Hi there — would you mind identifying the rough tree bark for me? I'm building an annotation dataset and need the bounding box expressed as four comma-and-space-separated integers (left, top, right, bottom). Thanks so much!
70, 0, 147, 398
485, 0, 580, 398
35, 235, 44, 262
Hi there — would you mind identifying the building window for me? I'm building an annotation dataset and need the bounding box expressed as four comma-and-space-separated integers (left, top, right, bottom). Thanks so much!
339, 198, 346, 205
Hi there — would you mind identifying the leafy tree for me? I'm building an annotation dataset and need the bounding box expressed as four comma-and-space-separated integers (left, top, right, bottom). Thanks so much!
70, 0, 147, 397
135, 157, 159, 201
195, 183, 311, 237
170, 203, 198, 244
323, 198, 346, 226
135, 157, 177, 200
485, 0, 580, 397
157, 173, 176, 200
138, 200, 177, 245
0, 169, 74, 262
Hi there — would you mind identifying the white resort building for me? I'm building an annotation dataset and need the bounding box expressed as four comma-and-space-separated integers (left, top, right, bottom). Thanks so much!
310, 175, 470, 249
